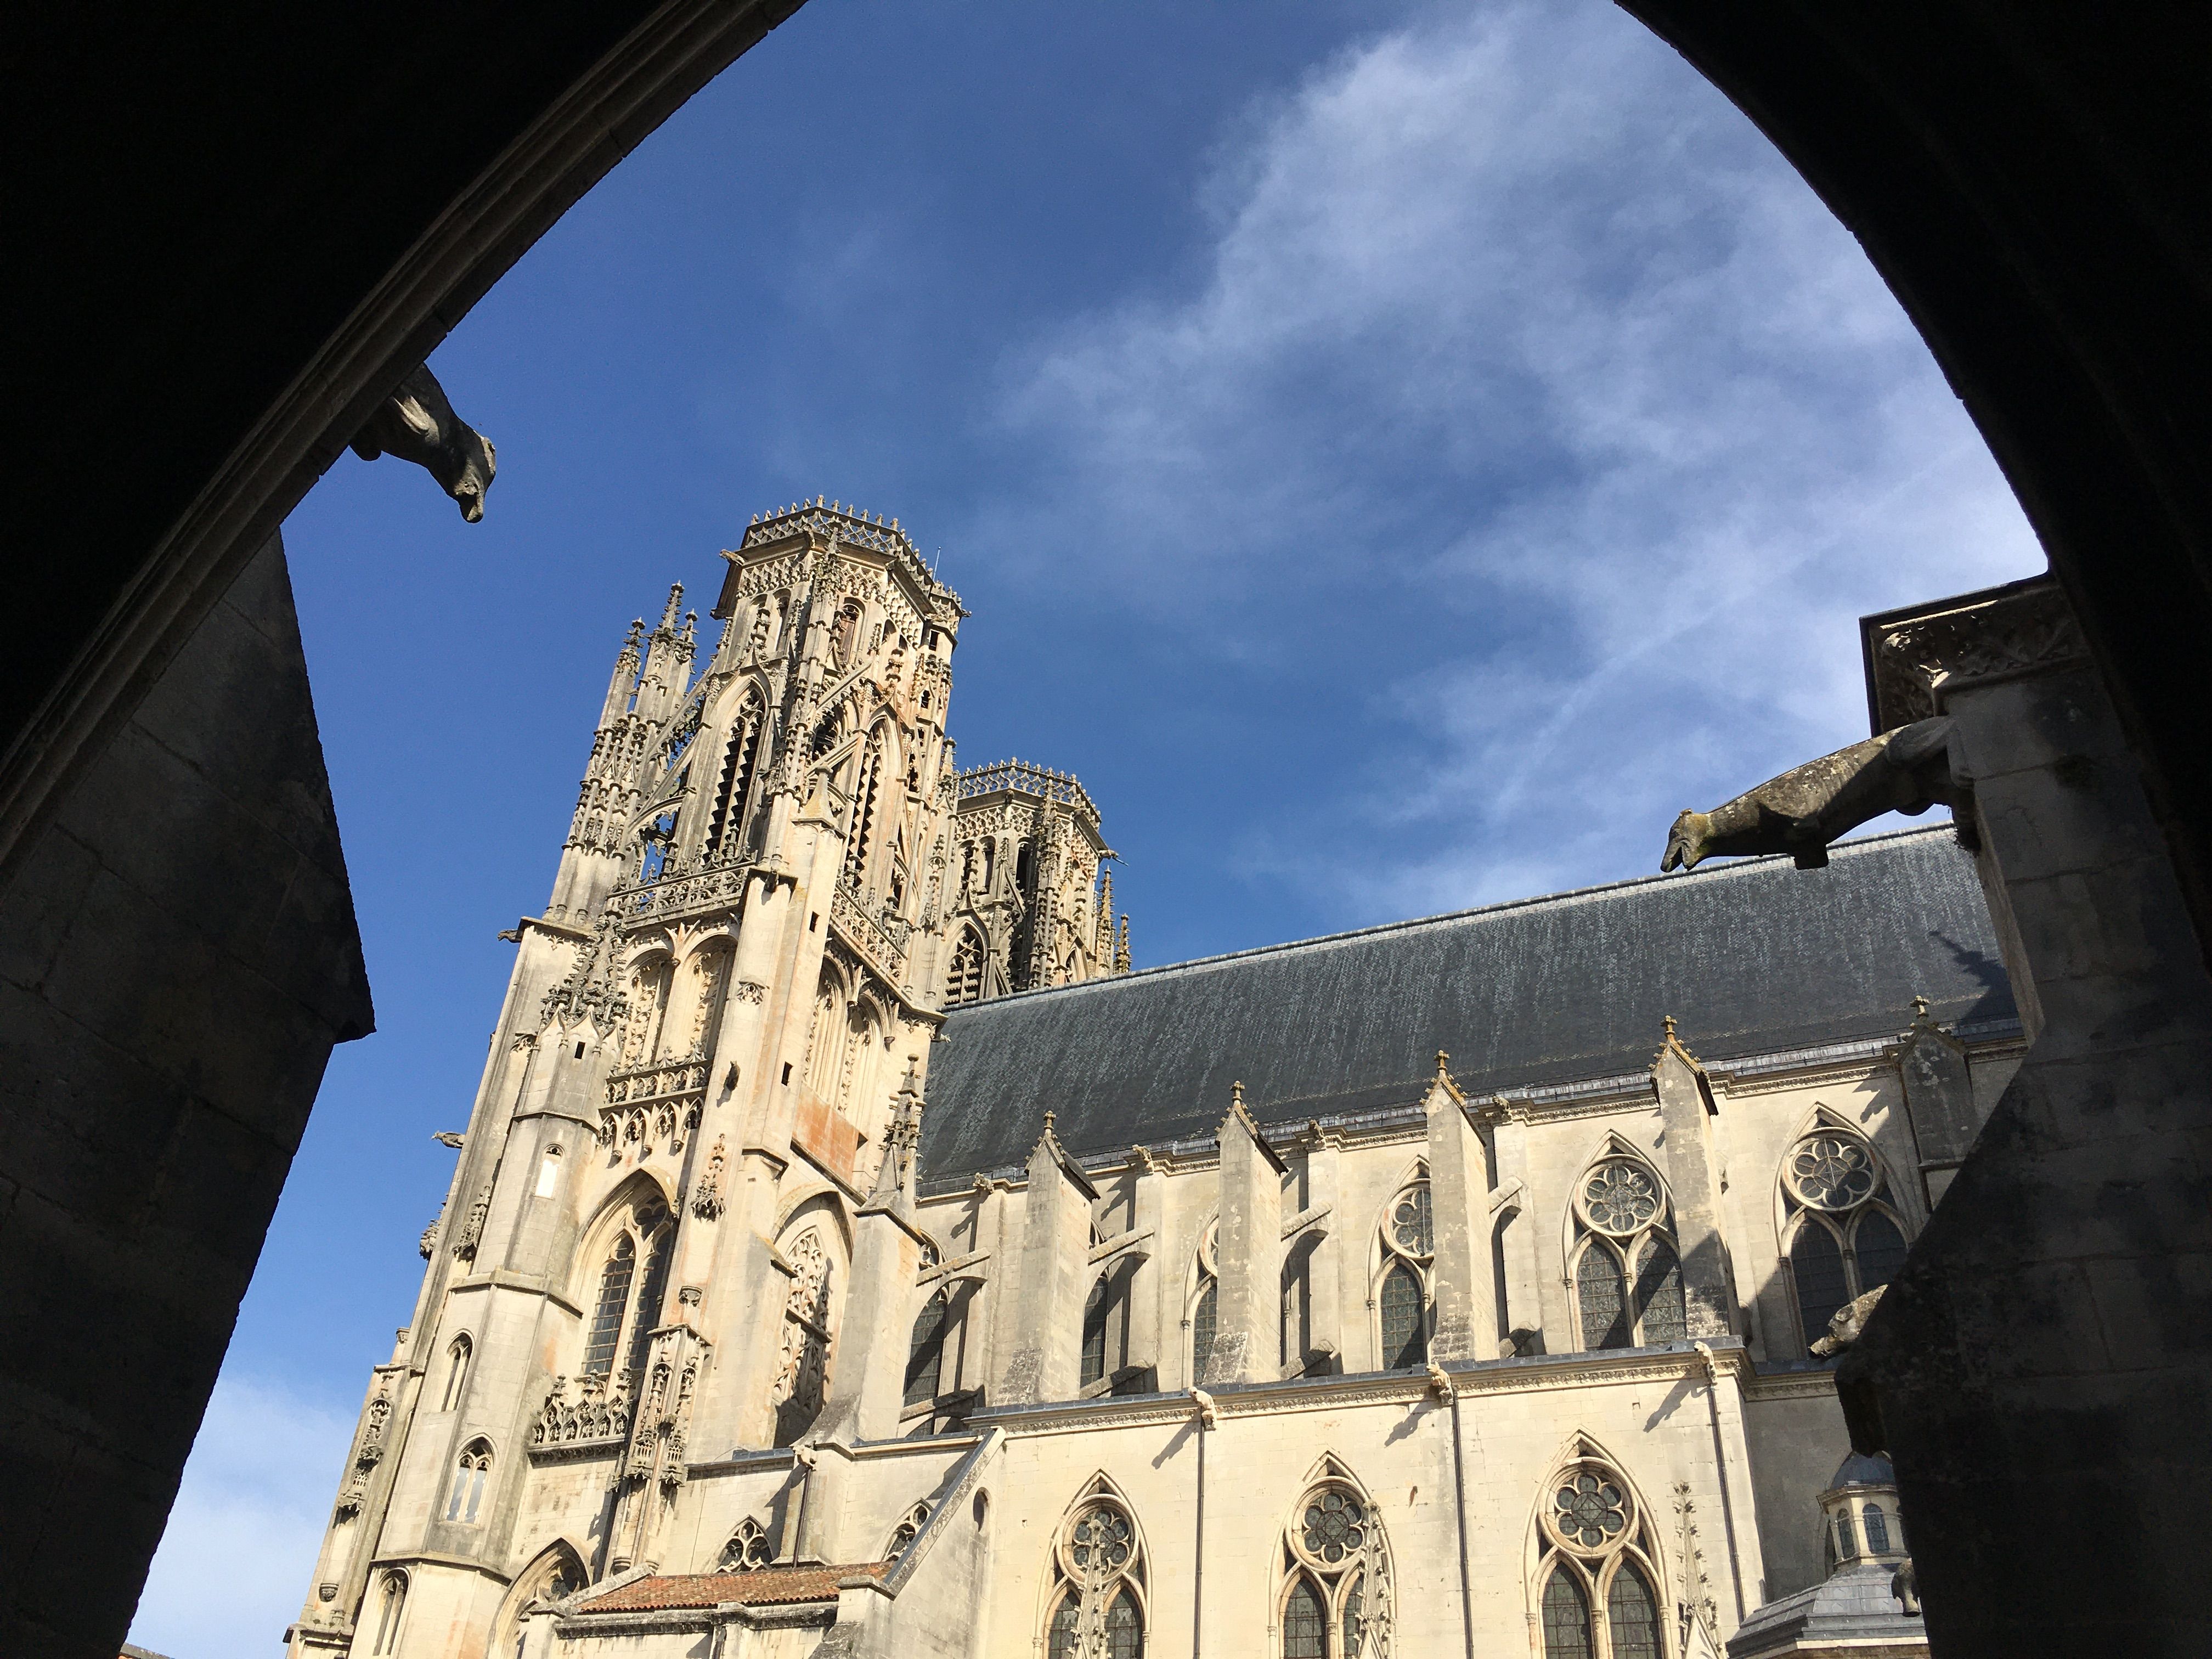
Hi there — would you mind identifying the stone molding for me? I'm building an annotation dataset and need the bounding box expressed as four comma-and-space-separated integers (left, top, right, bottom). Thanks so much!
1861, 574, 2088, 732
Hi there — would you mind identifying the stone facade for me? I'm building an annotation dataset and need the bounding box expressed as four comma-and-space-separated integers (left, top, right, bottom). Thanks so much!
286, 508, 1996, 1659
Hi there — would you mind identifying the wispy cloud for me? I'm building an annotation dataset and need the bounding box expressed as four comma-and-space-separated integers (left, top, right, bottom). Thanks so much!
986, 0, 2041, 923
129, 1372, 353, 1659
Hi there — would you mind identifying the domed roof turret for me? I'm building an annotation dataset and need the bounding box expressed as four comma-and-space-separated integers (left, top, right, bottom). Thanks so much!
1830, 1452, 1896, 1489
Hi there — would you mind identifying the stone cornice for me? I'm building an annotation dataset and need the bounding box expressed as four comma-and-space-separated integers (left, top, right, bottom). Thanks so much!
1860, 574, 2087, 733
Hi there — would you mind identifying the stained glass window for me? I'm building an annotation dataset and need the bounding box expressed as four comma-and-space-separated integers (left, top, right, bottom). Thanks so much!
1047, 1592, 1080, 1659
1553, 1472, 1630, 1550
1577, 1244, 1630, 1351
1791, 1223, 1850, 1353
1633, 1238, 1686, 1345
1541, 1570, 1593, 1659
1852, 1211, 1910, 1295
905, 1291, 947, 1406
1606, 1564, 1662, 1659
1835, 1509, 1857, 1558
1192, 1278, 1217, 1380
1283, 1577, 1327, 1658
1081, 1276, 1111, 1388
1788, 1135, 1878, 1210
1105, 1587, 1143, 1658
1863, 1503, 1892, 1554
1582, 1161, 1662, 1235
1380, 1261, 1427, 1369
1342, 1576, 1364, 1656
1300, 1489, 1368, 1566
583, 1235, 636, 1376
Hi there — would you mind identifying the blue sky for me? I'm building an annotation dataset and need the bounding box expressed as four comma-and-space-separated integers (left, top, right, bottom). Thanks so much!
130, 3, 2044, 1652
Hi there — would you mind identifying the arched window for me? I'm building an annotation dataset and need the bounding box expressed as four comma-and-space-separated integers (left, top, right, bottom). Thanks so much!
842, 738, 883, 890
1568, 1154, 1685, 1351
706, 686, 765, 857
905, 1289, 949, 1406
623, 1223, 674, 1376
439, 1335, 471, 1412
1280, 1465, 1391, 1658
718, 1516, 774, 1571
445, 1440, 493, 1524
1532, 1446, 1668, 1659
1015, 840, 1035, 894
885, 1501, 931, 1561
945, 927, 986, 1007
1779, 1128, 1914, 1353
1042, 1481, 1146, 1659
772, 1224, 836, 1445
1189, 1221, 1220, 1383
1863, 1502, 1892, 1554
1081, 1275, 1111, 1389
369, 1570, 408, 1655
584, 1235, 636, 1376
1375, 1178, 1433, 1369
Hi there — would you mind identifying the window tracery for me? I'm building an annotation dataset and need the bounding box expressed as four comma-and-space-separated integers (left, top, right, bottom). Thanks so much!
1280, 1465, 1391, 1658
1188, 1221, 1219, 1383
1081, 1275, 1111, 1390
945, 926, 986, 1007
1778, 1125, 1911, 1352
1568, 1153, 1685, 1352
369, 1570, 408, 1655
1532, 1446, 1669, 1659
1042, 1480, 1147, 1659
580, 1192, 674, 1381
886, 1501, 932, 1561
706, 686, 765, 858
439, 1335, 471, 1412
772, 1224, 836, 1445
1376, 1177, 1432, 1370
445, 1441, 493, 1524
718, 1516, 774, 1571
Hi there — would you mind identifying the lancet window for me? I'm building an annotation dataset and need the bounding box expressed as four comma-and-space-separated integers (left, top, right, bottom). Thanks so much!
945, 926, 987, 1007
1043, 1480, 1147, 1659
772, 1224, 837, 1445
1280, 1464, 1391, 1658
1533, 1446, 1668, 1659
906, 1289, 950, 1407
369, 1570, 408, 1655
1189, 1221, 1220, 1383
1778, 1124, 1911, 1353
1375, 1177, 1433, 1370
706, 686, 766, 858
1567, 1152, 1686, 1352
444, 1440, 493, 1525
439, 1335, 471, 1412
580, 1193, 675, 1381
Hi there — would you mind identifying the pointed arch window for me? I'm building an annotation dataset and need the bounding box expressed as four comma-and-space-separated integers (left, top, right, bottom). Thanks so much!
1081, 1275, 1111, 1389
843, 737, 884, 890
581, 1194, 675, 1382
945, 927, 986, 1007
905, 1289, 949, 1406
1533, 1448, 1668, 1659
583, 1235, 636, 1376
772, 1225, 836, 1446
1042, 1483, 1147, 1659
439, 1335, 472, 1412
1189, 1221, 1220, 1383
718, 1516, 774, 1571
369, 1570, 409, 1655
706, 686, 765, 858
1779, 1128, 1914, 1353
1568, 1155, 1685, 1352
445, 1441, 493, 1524
886, 1501, 932, 1561
1280, 1468, 1391, 1657
1375, 1177, 1433, 1370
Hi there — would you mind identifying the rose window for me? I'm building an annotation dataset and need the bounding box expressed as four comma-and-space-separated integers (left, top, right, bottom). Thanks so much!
1299, 1488, 1368, 1566
1069, 1506, 1133, 1575
1581, 1161, 1661, 1236
1787, 1136, 1877, 1211
1553, 1471, 1631, 1550
1392, 1186, 1433, 1257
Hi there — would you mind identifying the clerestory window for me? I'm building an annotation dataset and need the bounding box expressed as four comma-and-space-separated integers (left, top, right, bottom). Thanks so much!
1780, 1127, 1912, 1352
1568, 1154, 1686, 1352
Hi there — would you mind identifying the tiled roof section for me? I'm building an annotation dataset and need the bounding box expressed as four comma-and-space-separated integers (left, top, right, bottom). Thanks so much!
575, 1561, 888, 1612
920, 827, 2013, 1181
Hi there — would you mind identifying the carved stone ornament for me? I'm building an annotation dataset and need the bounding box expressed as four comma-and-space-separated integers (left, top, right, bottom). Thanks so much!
450, 1182, 492, 1261
1866, 578, 2087, 731
348, 362, 498, 522
692, 1137, 727, 1220
733, 979, 768, 1004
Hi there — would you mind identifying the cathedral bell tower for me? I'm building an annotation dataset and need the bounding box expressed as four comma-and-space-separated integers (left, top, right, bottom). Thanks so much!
285, 499, 967, 1656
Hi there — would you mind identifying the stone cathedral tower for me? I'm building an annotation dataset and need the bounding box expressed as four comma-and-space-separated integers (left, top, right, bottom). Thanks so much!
286, 499, 1106, 1657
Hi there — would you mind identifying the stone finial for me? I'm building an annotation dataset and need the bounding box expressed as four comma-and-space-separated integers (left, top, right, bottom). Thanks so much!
1042, 1109, 1056, 1135
1911, 994, 1932, 1021
1231, 1080, 1245, 1111
658, 582, 685, 630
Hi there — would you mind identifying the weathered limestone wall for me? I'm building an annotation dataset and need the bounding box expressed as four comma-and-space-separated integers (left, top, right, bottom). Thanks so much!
0, 532, 371, 1659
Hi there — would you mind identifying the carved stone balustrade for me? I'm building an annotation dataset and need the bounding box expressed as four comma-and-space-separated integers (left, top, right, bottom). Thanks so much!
531, 1372, 635, 1452
610, 856, 753, 923
830, 879, 907, 983
606, 1056, 709, 1107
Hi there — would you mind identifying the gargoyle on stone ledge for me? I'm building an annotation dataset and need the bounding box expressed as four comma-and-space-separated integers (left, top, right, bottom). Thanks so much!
349, 362, 497, 522
1661, 716, 1965, 873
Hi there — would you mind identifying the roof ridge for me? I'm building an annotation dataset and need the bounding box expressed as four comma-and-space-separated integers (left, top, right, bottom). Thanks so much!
949, 823, 1963, 1013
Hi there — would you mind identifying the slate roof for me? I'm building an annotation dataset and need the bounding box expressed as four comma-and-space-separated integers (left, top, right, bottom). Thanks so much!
575, 1562, 885, 1612
919, 827, 2012, 1184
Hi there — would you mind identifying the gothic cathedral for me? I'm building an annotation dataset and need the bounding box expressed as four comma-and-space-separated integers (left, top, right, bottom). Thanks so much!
289, 501, 1997, 1659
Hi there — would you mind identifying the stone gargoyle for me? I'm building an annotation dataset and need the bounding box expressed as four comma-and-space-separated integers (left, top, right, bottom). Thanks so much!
350, 362, 497, 522
1809, 1285, 1887, 1358
1661, 717, 1961, 873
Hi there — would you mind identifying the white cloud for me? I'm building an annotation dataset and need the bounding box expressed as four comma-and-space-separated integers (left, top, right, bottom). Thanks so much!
128, 1372, 354, 1659
989, 0, 2042, 921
